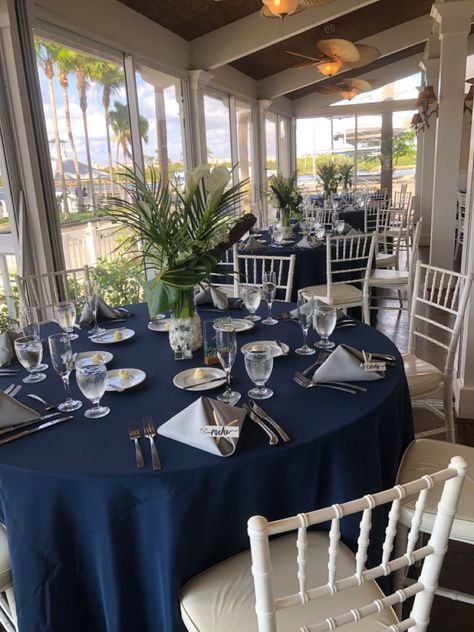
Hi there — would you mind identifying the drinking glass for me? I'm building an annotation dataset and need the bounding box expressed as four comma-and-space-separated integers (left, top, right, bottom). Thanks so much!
313, 304, 337, 349
14, 336, 46, 383
332, 211, 340, 235
215, 325, 239, 404
84, 279, 104, 336
242, 286, 262, 322
296, 290, 315, 356
18, 306, 49, 371
272, 227, 284, 248
244, 347, 273, 399
315, 226, 325, 240
261, 271, 278, 326
76, 358, 110, 419
336, 220, 345, 235
54, 301, 79, 340
48, 333, 82, 411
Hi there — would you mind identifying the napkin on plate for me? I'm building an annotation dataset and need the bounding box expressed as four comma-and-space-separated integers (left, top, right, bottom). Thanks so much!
239, 236, 266, 252
312, 344, 384, 383
80, 298, 128, 326
0, 391, 39, 427
158, 396, 246, 457
0, 331, 20, 367
195, 285, 229, 311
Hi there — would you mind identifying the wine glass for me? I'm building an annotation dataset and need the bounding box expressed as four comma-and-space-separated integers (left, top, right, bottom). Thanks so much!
315, 225, 325, 240
332, 211, 340, 235
215, 325, 239, 404
261, 271, 278, 326
48, 333, 82, 411
244, 347, 273, 400
14, 336, 46, 383
84, 279, 104, 336
272, 227, 284, 248
296, 290, 315, 356
18, 306, 49, 371
313, 304, 337, 349
242, 286, 262, 322
336, 220, 345, 235
54, 302, 79, 341
76, 358, 110, 419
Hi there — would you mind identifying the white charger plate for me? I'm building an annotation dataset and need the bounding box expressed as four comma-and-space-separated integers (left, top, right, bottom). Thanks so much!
240, 340, 289, 358
213, 318, 254, 333
173, 367, 226, 392
75, 351, 114, 366
90, 328, 135, 344
106, 368, 146, 392
148, 319, 171, 332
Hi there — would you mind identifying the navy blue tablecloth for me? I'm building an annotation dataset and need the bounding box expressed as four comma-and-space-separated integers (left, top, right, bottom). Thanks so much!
0, 303, 413, 632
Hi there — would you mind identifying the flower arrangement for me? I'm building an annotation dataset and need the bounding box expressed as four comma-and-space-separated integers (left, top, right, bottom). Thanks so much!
266, 172, 303, 227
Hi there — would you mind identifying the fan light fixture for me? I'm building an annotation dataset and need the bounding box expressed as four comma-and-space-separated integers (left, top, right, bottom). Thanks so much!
340, 88, 358, 100
262, 0, 300, 17
317, 59, 343, 77
414, 85, 438, 131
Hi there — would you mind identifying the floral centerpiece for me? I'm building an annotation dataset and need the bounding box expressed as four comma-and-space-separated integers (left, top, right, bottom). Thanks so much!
266, 172, 303, 229
105, 165, 255, 357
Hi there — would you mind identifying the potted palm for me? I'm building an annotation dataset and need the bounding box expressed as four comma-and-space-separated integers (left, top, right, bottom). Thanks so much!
316, 159, 339, 199
266, 172, 302, 237
338, 160, 353, 197
105, 165, 255, 357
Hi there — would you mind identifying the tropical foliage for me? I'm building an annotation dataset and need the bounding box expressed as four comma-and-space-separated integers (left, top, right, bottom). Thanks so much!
337, 159, 353, 190
316, 159, 339, 197
266, 172, 303, 226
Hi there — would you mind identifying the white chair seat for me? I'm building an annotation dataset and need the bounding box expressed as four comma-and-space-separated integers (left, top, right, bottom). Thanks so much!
368, 269, 409, 287
402, 353, 444, 398
301, 283, 362, 306
375, 252, 396, 268
0, 525, 12, 593
180, 531, 398, 632
397, 439, 474, 544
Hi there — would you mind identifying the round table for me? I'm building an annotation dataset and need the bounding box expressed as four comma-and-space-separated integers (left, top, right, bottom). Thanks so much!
0, 303, 413, 632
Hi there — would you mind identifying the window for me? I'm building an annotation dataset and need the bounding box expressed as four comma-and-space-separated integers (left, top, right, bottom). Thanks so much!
235, 100, 254, 210
0, 159, 17, 316
356, 115, 382, 188
203, 93, 231, 168
392, 111, 417, 194
332, 73, 422, 106
278, 116, 291, 176
265, 112, 277, 177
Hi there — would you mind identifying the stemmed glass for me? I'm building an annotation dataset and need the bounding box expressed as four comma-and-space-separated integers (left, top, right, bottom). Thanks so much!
215, 325, 239, 404
336, 220, 345, 235
261, 271, 278, 326
332, 211, 340, 235
244, 347, 273, 399
84, 279, 104, 336
14, 336, 47, 383
242, 286, 262, 322
313, 304, 337, 349
272, 226, 284, 248
48, 333, 82, 411
54, 301, 79, 341
18, 306, 49, 371
295, 290, 315, 356
75, 358, 110, 418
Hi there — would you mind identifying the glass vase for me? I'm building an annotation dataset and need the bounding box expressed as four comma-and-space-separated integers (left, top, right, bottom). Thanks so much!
168, 289, 202, 360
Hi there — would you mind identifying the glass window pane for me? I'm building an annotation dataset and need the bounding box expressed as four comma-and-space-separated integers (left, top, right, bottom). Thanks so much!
333, 72, 422, 106
356, 115, 382, 189
0, 153, 18, 316
236, 100, 254, 210
265, 113, 277, 177
392, 110, 417, 195
278, 115, 291, 176
203, 93, 231, 168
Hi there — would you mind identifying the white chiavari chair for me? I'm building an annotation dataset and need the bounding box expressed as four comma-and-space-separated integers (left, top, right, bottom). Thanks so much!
374, 207, 407, 270
403, 262, 474, 442
314, 209, 334, 228
180, 454, 467, 632
364, 199, 388, 233
454, 192, 467, 260
236, 253, 296, 302
208, 244, 239, 297
300, 233, 375, 312
391, 190, 412, 212
0, 525, 17, 632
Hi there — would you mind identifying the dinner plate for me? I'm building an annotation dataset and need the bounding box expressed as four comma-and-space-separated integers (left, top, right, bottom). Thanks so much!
75, 351, 114, 366
213, 318, 255, 333
106, 368, 146, 392
90, 328, 135, 344
148, 319, 171, 332
173, 367, 226, 391
240, 340, 289, 358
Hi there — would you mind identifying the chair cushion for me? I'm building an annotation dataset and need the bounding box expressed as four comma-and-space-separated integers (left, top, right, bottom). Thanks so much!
368, 270, 409, 288
300, 284, 362, 306
375, 253, 396, 268
180, 531, 398, 632
397, 439, 474, 544
402, 353, 444, 398
0, 524, 12, 592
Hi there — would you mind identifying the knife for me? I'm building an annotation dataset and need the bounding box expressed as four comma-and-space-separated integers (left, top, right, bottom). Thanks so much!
0, 412, 64, 437
248, 401, 290, 442
0, 415, 74, 445
242, 403, 278, 445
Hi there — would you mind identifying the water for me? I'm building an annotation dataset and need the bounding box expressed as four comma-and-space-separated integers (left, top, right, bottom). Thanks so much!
56, 306, 76, 331
314, 309, 337, 338
16, 341, 42, 371
262, 282, 276, 303
51, 349, 74, 377
242, 287, 262, 313
245, 352, 273, 385
76, 363, 108, 403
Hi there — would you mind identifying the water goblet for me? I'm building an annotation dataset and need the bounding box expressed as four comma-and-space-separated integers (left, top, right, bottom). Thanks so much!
272, 227, 284, 248
295, 290, 315, 356
242, 286, 262, 322
84, 279, 104, 336
313, 304, 337, 350
315, 226, 325, 240
244, 347, 273, 400
336, 220, 345, 235
332, 211, 340, 235
14, 336, 46, 383
54, 301, 79, 341
18, 306, 49, 371
76, 358, 110, 418
215, 325, 240, 404
48, 333, 82, 411
261, 271, 278, 326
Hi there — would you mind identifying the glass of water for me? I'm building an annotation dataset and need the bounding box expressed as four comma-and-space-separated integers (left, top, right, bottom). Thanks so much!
296, 290, 315, 356
54, 301, 79, 341
242, 286, 262, 322
84, 279, 104, 336
244, 347, 273, 399
18, 306, 49, 371
332, 211, 340, 235
336, 220, 345, 235
14, 336, 46, 383
76, 358, 110, 419
272, 227, 284, 248
48, 333, 82, 411
315, 225, 325, 240
313, 304, 337, 349
216, 325, 239, 404
261, 270, 278, 325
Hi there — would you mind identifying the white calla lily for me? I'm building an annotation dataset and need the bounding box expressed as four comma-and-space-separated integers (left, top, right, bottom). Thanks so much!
205, 166, 231, 205
185, 165, 210, 198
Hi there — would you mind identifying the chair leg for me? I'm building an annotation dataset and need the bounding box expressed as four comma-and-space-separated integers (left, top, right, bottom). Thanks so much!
397, 289, 403, 311
393, 522, 409, 619
444, 385, 456, 443
363, 293, 370, 325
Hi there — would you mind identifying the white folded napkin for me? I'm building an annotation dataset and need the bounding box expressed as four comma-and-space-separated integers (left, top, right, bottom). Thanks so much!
0, 391, 39, 428
295, 236, 316, 249
0, 331, 20, 368
195, 285, 229, 311
313, 344, 384, 383
346, 227, 361, 236
80, 298, 125, 326
239, 236, 266, 252
158, 396, 246, 457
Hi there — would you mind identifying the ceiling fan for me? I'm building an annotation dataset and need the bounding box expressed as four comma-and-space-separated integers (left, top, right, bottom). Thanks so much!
212, 0, 336, 19
315, 77, 384, 100
286, 38, 380, 77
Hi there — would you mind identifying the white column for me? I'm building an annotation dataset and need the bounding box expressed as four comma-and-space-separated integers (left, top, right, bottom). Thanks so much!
418, 57, 439, 245
430, 1, 474, 268
257, 99, 272, 227
188, 70, 213, 166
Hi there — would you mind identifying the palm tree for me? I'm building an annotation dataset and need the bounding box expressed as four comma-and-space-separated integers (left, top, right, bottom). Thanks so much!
74, 53, 97, 212
35, 39, 70, 218
109, 100, 149, 166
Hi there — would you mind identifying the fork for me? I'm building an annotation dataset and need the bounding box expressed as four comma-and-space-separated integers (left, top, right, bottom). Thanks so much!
128, 424, 145, 469
293, 373, 358, 394
142, 416, 162, 471
26, 393, 57, 411
300, 351, 331, 378
3, 384, 15, 395
9, 384, 22, 398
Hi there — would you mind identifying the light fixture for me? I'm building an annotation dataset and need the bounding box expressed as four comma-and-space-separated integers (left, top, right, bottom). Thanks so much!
410, 112, 424, 132
340, 88, 358, 100
262, 0, 300, 18
464, 83, 474, 114
317, 58, 343, 77
415, 85, 438, 130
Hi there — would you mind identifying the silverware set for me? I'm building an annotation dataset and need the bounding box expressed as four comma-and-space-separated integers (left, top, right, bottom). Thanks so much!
129, 417, 161, 470
0, 368, 20, 376
293, 352, 367, 394
242, 401, 291, 445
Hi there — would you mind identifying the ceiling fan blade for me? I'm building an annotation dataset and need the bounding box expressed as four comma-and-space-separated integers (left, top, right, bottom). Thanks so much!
316, 84, 343, 94
300, 0, 337, 6
344, 45, 380, 68
316, 38, 360, 63
286, 50, 324, 63
291, 60, 318, 69
364, 79, 385, 91
343, 78, 373, 92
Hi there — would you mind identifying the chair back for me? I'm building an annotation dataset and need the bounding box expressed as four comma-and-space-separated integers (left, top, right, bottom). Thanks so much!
364, 199, 388, 232
375, 208, 407, 268
248, 456, 467, 632
391, 190, 412, 211
236, 253, 296, 302
408, 262, 474, 377
209, 244, 239, 297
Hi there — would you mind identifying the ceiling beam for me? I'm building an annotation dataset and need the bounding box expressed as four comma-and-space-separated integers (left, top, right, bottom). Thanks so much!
190, 0, 381, 70
258, 14, 432, 99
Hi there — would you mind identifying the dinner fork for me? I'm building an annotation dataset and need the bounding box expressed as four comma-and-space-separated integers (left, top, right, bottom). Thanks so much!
128, 424, 145, 469
142, 416, 162, 471
293, 373, 358, 394
3, 384, 15, 395
9, 384, 22, 398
